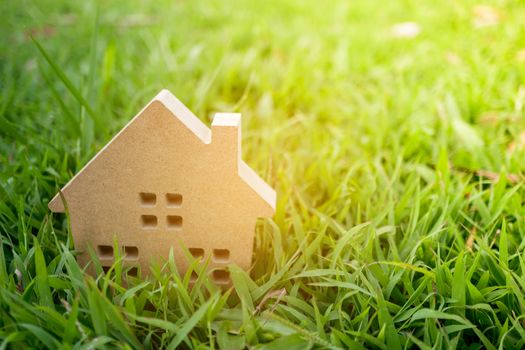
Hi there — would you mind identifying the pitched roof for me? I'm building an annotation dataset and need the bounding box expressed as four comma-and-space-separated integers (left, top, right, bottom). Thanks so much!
49, 90, 276, 212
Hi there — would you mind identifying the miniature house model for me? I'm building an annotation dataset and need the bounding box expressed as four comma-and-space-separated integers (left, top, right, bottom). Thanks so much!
48, 90, 276, 284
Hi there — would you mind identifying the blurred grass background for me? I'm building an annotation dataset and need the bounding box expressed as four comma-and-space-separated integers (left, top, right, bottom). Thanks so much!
2, 0, 525, 348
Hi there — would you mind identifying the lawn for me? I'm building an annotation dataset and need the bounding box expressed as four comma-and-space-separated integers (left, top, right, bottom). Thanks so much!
2, 0, 525, 348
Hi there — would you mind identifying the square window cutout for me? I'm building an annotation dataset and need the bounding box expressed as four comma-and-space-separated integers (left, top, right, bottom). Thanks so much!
212, 269, 230, 284
98, 245, 113, 259
213, 248, 230, 263
124, 246, 139, 259
127, 266, 139, 277
166, 193, 182, 207
141, 215, 158, 229
139, 192, 156, 206
189, 248, 204, 260
167, 215, 182, 230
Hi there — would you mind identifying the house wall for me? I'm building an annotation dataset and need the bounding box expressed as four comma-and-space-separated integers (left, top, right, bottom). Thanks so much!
62, 101, 266, 284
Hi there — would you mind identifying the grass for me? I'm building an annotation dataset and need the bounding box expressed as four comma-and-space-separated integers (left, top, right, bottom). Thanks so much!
2, 0, 525, 348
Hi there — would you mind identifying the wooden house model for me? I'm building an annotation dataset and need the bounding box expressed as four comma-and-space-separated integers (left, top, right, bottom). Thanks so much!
48, 90, 276, 285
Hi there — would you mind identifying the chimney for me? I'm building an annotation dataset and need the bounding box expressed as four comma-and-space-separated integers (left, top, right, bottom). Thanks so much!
211, 113, 241, 169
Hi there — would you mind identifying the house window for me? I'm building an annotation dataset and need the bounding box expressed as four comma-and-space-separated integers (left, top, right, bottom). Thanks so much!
124, 246, 139, 260
213, 248, 230, 263
139, 192, 156, 206
212, 269, 230, 284
139, 192, 183, 231
189, 248, 204, 261
166, 193, 183, 207
141, 215, 158, 228
97, 245, 113, 259
127, 266, 139, 277
167, 215, 183, 230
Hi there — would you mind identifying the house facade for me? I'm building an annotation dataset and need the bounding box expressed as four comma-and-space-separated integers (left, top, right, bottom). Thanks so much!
48, 90, 276, 285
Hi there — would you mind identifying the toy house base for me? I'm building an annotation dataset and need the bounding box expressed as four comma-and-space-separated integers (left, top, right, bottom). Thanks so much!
49, 90, 276, 285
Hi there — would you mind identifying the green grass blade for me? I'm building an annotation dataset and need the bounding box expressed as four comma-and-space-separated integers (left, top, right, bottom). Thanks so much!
167, 295, 217, 349
451, 250, 466, 316
33, 238, 54, 310
31, 38, 98, 125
